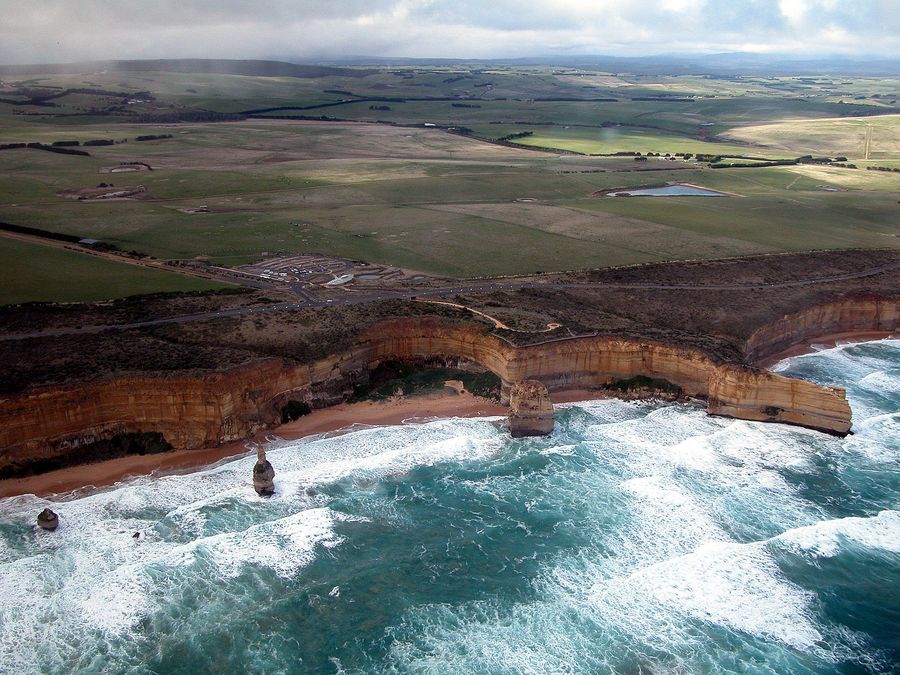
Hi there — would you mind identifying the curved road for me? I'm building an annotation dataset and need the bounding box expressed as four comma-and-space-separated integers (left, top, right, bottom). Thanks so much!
2, 260, 898, 342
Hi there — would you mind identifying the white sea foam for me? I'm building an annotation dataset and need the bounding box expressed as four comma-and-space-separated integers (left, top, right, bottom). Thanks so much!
559, 398, 651, 425
587, 540, 823, 651
183, 508, 354, 579
0, 417, 509, 672
774, 510, 900, 558
858, 369, 900, 394
771, 338, 900, 372
620, 475, 728, 542
540, 444, 577, 456
70, 562, 156, 634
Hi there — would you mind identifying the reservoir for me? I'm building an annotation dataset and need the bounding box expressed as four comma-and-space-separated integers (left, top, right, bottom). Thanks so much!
610, 184, 727, 197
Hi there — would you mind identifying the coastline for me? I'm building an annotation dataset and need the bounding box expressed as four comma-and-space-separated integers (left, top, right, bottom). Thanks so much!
755, 330, 897, 369
1, 329, 894, 500
0, 390, 518, 500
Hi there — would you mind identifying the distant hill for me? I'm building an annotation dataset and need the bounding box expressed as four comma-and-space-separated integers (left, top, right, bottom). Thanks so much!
0, 59, 373, 78
322, 53, 900, 77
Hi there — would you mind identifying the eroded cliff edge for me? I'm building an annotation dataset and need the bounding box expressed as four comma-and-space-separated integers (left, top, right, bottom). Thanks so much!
4, 292, 896, 478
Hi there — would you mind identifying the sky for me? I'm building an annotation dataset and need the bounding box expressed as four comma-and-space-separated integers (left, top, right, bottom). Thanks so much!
0, 0, 898, 65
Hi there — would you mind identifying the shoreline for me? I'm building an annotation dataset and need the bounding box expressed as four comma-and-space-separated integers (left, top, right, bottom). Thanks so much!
755, 330, 897, 369
1, 331, 894, 500
3, 390, 590, 500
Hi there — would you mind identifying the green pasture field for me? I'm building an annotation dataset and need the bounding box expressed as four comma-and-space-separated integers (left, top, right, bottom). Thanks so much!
466, 123, 784, 157
0, 236, 229, 305
0, 65, 898, 298
0, 125, 896, 278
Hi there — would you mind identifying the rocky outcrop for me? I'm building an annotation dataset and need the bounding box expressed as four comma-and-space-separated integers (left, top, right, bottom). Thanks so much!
253, 447, 275, 496
508, 381, 554, 437
708, 366, 852, 435
6, 300, 893, 477
37, 508, 59, 531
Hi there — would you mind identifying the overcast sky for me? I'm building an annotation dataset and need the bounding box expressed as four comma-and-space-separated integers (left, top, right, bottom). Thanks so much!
1, 0, 897, 64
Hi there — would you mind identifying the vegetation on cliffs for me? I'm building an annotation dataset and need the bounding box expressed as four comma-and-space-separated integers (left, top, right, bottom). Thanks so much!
350, 360, 502, 402
0, 431, 172, 479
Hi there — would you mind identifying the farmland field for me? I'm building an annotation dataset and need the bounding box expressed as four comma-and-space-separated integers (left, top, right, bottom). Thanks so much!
0, 60, 898, 299
0, 236, 229, 304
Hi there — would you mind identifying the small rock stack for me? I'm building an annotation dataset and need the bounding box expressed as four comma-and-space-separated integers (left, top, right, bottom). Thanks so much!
507, 380, 555, 437
253, 447, 276, 496
37, 508, 59, 531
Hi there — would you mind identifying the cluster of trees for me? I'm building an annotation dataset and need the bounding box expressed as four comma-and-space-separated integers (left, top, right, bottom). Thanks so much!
135, 134, 173, 142
25, 142, 90, 156
867, 165, 900, 173
1, 135, 171, 153
496, 131, 534, 142
0, 221, 87, 243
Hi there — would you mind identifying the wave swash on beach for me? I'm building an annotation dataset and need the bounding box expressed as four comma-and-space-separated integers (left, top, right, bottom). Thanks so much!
1, 340, 898, 673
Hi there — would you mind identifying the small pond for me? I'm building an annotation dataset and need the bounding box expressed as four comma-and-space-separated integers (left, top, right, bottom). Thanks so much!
610, 184, 727, 197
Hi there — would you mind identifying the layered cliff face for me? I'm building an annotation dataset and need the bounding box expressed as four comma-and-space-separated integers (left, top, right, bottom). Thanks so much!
708, 366, 851, 435
0, 359, 310, 477
353, 319, 718, 401
5, 301, 891, 477
745, 297, 899, 364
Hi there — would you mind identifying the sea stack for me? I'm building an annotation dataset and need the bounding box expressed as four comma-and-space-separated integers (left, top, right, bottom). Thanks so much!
508, 380, 555, 437
37, 508, 59, 531
253, 447, 276, 496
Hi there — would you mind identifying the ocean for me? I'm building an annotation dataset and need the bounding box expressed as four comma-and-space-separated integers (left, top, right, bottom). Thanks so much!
1, 340, 898, 674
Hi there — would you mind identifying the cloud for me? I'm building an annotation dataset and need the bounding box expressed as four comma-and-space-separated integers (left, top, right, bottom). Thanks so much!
0, 0, 896, 64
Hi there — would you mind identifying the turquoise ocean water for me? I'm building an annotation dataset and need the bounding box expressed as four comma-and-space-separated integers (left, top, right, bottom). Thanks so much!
1, 340, 898, 673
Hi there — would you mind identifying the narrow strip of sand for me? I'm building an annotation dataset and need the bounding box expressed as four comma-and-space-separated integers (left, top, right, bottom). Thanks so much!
0, 391, 512, 499
0, 388, 607, 500
756, 331, 897, 369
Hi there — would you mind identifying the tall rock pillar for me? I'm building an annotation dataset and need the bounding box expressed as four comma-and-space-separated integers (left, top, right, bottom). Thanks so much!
507, 380, 554, 437
253, 447, 276, 496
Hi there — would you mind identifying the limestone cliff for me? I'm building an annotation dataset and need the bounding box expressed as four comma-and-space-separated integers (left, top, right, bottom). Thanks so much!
5, 298, 894, 477
0, 359, 310, 477
708, 365, 851, 435
744, 296, 899, 363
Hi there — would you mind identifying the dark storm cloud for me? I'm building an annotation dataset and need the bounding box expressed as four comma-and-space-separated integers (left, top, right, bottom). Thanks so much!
0, 0, 896, 64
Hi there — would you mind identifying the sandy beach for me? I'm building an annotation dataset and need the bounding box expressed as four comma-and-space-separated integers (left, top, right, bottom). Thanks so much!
757, 330, 897, 368
0, 391, 517, 499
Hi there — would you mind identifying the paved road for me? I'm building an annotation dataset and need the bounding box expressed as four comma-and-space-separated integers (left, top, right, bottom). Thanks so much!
2, 260, 898, 342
